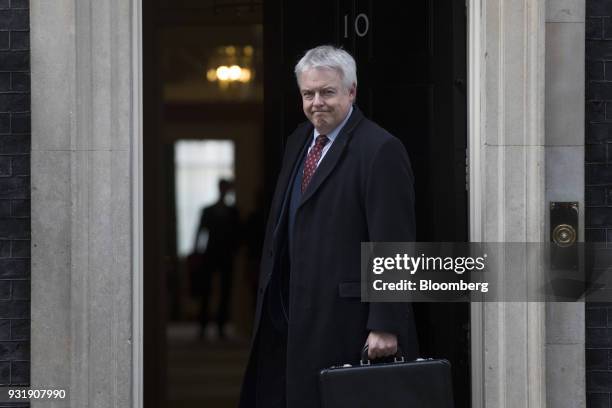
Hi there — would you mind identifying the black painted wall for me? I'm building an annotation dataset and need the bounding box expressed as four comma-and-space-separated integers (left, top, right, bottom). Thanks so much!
0, 0, 30, 400
587, 1, 612, 407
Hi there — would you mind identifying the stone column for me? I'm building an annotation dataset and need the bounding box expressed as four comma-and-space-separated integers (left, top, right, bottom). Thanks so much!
545, 1, 586, 407
471, 0, 547, 406
30, 0, 140, 406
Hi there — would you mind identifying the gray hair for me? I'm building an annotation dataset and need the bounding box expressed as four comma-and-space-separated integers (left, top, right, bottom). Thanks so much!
294, 45, 357, 90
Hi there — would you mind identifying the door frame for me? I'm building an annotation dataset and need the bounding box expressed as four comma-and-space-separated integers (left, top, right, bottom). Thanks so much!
128, 0, 485, 407
132, 0, 144, 406
467, 0, 484, 406
127, 0, 486, 406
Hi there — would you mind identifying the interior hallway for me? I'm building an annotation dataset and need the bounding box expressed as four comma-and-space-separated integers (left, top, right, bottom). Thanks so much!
167, 322, 250, 408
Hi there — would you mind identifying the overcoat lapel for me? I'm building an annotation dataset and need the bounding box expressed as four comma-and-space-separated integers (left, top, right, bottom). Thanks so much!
298, 106, 364, 208
271, 122, 312, 240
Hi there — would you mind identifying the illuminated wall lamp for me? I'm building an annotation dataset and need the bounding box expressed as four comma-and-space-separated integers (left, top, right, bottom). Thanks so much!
207, 65, 252, 83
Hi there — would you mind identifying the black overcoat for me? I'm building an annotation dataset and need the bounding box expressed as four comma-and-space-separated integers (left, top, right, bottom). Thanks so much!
239, 106, 419, 407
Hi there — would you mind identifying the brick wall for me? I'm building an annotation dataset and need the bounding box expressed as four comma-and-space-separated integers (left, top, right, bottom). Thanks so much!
587, 1, 612, 407
0, 0, 30, 398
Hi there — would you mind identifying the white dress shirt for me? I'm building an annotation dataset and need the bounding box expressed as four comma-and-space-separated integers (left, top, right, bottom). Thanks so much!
308, 105, 354, 166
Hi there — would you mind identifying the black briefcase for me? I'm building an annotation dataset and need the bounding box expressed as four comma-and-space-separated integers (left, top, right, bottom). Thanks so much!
319, 346, 454, 408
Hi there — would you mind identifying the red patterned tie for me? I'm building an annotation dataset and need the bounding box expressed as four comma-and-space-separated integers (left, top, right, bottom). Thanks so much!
301, 135, 329, 193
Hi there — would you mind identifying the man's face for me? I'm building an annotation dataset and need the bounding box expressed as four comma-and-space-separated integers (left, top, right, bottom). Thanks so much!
298, 68, 356, 135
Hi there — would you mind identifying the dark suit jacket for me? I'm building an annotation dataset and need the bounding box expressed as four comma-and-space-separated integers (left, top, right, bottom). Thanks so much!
239, 106, 419, 408
195, 201, 240, 258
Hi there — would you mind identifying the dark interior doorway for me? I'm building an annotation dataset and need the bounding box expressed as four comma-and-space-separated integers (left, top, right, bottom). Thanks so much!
144, 1, 469, 407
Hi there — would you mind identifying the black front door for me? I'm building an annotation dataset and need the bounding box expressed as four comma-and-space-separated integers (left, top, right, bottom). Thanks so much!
264, 1, 469, 406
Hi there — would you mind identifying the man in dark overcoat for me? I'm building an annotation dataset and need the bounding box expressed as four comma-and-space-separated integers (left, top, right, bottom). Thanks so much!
193, 179, 240, 339
239, 45, 419, 408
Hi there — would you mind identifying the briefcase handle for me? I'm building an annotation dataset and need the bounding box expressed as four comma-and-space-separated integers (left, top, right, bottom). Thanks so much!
360, 344, 405, 366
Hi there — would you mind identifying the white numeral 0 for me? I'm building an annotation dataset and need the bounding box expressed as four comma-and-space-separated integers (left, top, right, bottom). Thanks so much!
355, 13, 369, 37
